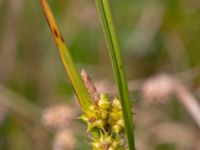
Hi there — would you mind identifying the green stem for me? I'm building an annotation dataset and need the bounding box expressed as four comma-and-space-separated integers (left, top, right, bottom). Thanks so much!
95, 0, 136, 149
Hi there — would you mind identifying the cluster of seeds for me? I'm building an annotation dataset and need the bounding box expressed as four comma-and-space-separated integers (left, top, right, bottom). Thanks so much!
81, 93, 126, 150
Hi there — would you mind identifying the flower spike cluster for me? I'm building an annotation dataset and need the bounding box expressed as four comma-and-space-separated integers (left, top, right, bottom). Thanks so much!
81, 93, 127, 150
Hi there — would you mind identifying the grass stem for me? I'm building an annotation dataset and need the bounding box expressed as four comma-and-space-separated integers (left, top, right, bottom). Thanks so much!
95, 0, 136, 149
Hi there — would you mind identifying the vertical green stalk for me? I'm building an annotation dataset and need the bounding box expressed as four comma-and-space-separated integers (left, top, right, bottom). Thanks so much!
95, 0, 136, 149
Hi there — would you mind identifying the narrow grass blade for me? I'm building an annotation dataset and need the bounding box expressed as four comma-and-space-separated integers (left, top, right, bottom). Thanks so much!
95, 0, 136, 149
39, 0, 91, 112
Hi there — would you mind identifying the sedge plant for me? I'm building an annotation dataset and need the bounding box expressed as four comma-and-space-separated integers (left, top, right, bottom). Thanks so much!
39, 0, 136, 149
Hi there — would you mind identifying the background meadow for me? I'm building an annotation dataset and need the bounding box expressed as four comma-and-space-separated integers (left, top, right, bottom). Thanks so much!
0, 0, 200, 149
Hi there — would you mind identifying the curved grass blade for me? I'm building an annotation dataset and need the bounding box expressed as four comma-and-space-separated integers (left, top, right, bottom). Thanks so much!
95, 0, 136, 149
39, 0, 91, 112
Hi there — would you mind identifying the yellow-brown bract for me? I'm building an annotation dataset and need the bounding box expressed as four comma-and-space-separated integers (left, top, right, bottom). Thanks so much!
39, 0, 92, 112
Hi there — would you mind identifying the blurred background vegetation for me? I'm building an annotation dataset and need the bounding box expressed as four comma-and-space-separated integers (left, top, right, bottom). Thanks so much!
0, 0, 200, 150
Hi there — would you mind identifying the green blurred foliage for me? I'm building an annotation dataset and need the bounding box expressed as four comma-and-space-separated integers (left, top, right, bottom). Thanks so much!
0, 0, 200, 149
